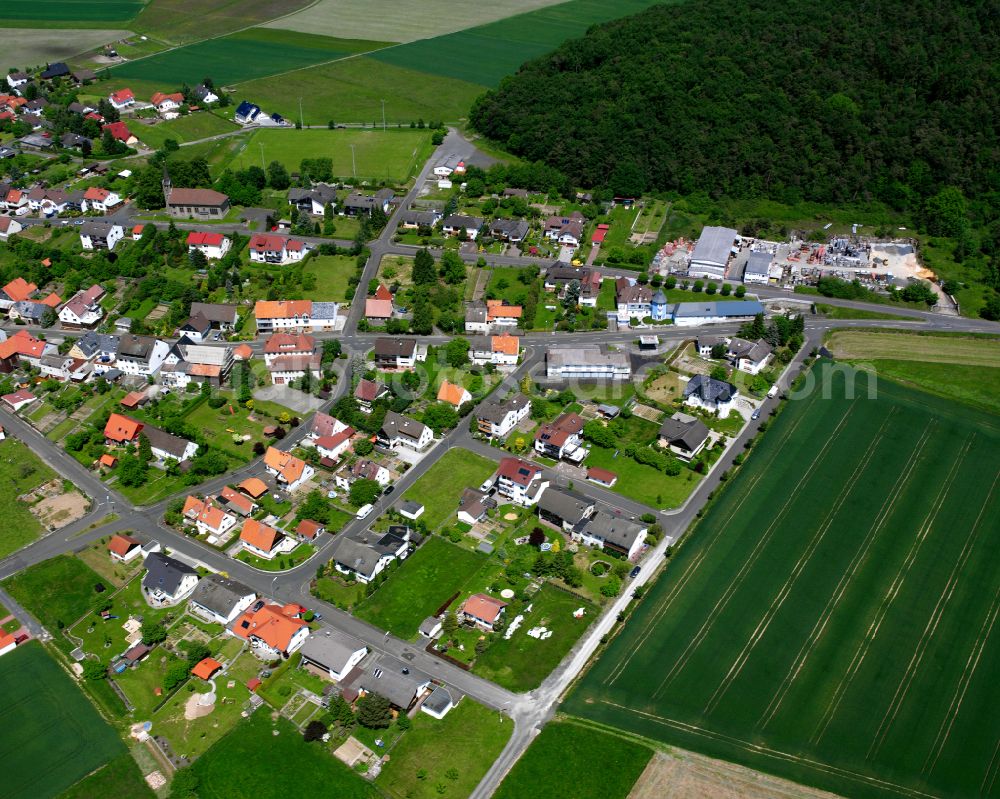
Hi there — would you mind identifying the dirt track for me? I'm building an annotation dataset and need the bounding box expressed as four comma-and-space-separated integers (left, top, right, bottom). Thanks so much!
628, 749, 844, 799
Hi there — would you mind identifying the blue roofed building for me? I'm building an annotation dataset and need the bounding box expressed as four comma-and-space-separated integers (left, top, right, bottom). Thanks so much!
671, 300, 765, 327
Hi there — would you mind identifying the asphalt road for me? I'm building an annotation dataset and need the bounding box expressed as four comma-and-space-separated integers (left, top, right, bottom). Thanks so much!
2, 126, 999, 797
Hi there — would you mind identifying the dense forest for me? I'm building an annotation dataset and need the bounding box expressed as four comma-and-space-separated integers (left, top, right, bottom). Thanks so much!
470, 0, 998, 209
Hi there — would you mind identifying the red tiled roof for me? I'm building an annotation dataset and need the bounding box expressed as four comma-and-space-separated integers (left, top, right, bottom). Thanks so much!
263, 332, 315, 354
462, 593, 507, 624
109, 89, 133, 104
365, 298, 392, 319
104, 412, 143, 443
232, 604, 307, 652
240, 518, 282, 552
374, 284, 392, 302
3, 277, 37, 302
191, 657, 222, 680
497, 457, 540, 486
107, 534, 140, 557
233, 344, 253, 361
295, 519, 323, 540
187, 231, 225, 247
102, 121, 132, 142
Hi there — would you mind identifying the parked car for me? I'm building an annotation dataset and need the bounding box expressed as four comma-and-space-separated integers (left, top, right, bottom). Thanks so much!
751, 408, 761, 420
356, 503, 374, 520
629, 566, 641, 579
383, 485, 394, 495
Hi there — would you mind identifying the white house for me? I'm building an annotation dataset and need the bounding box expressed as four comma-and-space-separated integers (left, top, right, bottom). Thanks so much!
476, 393, 530, 438
240, 518, 297, 560
79, 220, 124, 251
144, 426, 199, 463
232, 603, 309, 659
436, 380, 472, 408
683, 374, 739, 418
378, 411, 432, 451
300, 631, 368, 681
314, 426, 355, 462
115, 335, 169, 377
614, 277, 652, 322
263, 446, 315, 492
82, 186, 121, 213
727, 337, 772, 374
545, 346, 631, 380
493, 457, 549, 506
182, 496, 238, 539
150, 91, 183, 114
142, 552, 199, 607
534, 412, 586, 462
188, 574, 256, 625
469, 334, 520, 366
187, 231, 231, 260
108, 88, 135, 111
248, 233, 310, 265
0, 216, 22, 240
58, 284, 105, 328
332, 529, 410, 584
373, 338, 427, 370
334, 459, 391, 492
107, 534, 143, 562
441, 214, 483, 239
571, 511, 647, 560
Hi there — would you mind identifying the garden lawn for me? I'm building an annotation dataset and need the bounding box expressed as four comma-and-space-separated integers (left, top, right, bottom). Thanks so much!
814, 303, 913, 321
57, 752, 154, 799
485, 267, 536, 305
111, 28, 387, 86
134, 111, 239, 150
473, 583, 595, 691
494, 720, 652, 799
190, 713, 378, 799
313, 575, 364, 609
0, 437, 58, 557
0, 642, 125, 799
585, 444, 699, 509
565, 364, 1000, 799
225, 128, 432, 184
379, 699, 512, 799
303, 254, 357, 302
400, 447, 497, 530
2, 555, 104, 634
182, 397, 270, 461
237, 543, 315, 571
355, 537, 488, 638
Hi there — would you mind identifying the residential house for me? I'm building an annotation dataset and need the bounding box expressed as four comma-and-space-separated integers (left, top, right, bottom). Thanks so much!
263, 446, 314, 492
240, 518, 296, 560
0, 216, 22, 240
309, 411, 348, 440
476, 393, 530, 438
107, 534, 142, 562
8, 300, 51, 325
1, 389, 36, 411
378, 411, 432, 451
163, 184, 230, 219
193, 85, 219, 104
234, 101, 262, 125
104, 412, 143, 445
295, 519, 324, 541
178, 302, 237, 342
489, 218, 530, 244
465, 300, 522, 333
182, 495, 237, 539
461, 593, 507, 631
436, 380, 471, 408
160, 342, 233, 388
26, 187, 68, 215
671, 300, 766, 327
545, 346, 631, 380
143, 425, 199, 463
365, 298, 393, 324
150, 91, 183, 114
248, 233, 310, 265
232, 602, 310, 659
456, 487, 496, 525
658, 412, 710, 460
614, 277, 652, 322
0, 277, 36, 308
683, 374, 739, 418
537, 486, 595, 532
186, 231, 230, 260
108, 88, 135, 111
688, 226, 739, 279
743, 250, 772, 284
253, 299, 342, 334
727, 337, 772, 374
493, 457, 548, 506
0, 330, 54, 370
534, 412, 586, 462
82, 186, 121, 213
217, 485, 257, 518
341, 189, 394, 216
287, 183, 337, 216
70, 331, 119, 363
79, 220, 124, 251
350, 653, 430, 712
299, 630, 368, 681
354, 379, 390, 413
441, 214, 483, 239
6, 72, 29, 91
102, 121, 138, 146
373, 337, 426, 370
60, 132, 91, 151
39, 355, 90, 382
142, 552, 199, 607
188, 574, 256, 625
696, 335, 727, 358
314, 425, 355, 462
469, 334, 520, 367
433, 155, 463, 177
58, 284, 105, 328
572, 511, 647, 560
332, 528, 411, 584
544, 212, 585, 246
334, 459, 390, 492
115, 334, 169, 376
398, 209, 440, 230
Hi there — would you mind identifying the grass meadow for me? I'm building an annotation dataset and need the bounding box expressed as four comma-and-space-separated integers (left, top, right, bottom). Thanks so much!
133, 111, 239, 150
111, 28, 386, 86
0, 642, 124, 799
565, 364, 1000, 799
131, 0, 313, 44
400, 447, 498, 530
2, 555, 105, 633
0, 438, 58, 557
494, 720, 652, 799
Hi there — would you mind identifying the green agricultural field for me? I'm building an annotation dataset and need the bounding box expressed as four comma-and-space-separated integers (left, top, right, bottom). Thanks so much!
2, 555, 104, 633
0, 1, 141, 25
225, 128, 432, 184
371, 0, 669, 86
111, 28, 386, 86
494, 720, 652, 799
474, 583, 596, 691
566, 364, 1000, 799
355, 537, 488, 638
0, 29, 133, 68
236, 56, 485, 126
190, 713, 378, 799
400, 447, 498, 530
378, 698, 513, 799
0, 642, 125, 799
132, 0, 314, 44
133, 111, 239, 150
57, 752, 154, 799
0, 437, 58, 557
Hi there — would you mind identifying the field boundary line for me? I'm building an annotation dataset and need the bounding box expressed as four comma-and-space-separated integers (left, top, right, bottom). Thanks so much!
757, 420, 935, 729
703, 409, 896, 715
811, 434, 973, 745
868, 458, 996, 761
596, 700, 941, 799
980, 736, 1000, 796
603, 390, 821, 687
922, 579, 1000, 774
652, 399, 858, 700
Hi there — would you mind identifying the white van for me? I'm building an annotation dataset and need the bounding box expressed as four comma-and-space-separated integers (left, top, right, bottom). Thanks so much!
767, 385, 779, 398
356, 503, 374, 520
